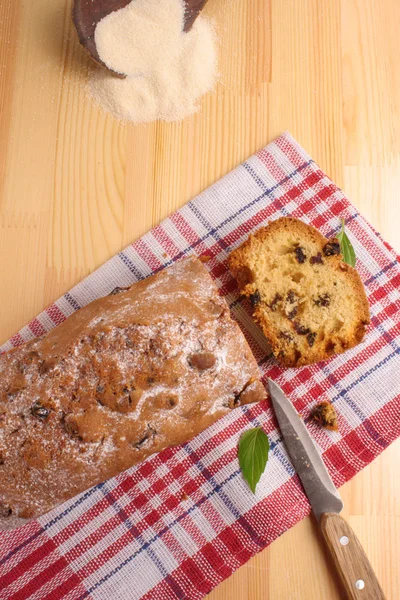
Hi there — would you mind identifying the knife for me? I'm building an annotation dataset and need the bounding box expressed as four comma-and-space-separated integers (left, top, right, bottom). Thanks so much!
268, 378, 386, 600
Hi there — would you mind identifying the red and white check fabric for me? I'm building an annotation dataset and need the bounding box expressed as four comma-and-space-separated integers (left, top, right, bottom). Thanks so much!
1, 132, 399, 600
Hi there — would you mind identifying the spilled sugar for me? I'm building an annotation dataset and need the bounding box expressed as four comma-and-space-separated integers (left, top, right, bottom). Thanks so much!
88, 0, 218, 123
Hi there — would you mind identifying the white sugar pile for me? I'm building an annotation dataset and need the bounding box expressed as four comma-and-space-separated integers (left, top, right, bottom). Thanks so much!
88, 0, 218, 123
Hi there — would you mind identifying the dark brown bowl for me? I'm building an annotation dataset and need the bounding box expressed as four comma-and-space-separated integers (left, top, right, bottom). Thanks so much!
73, 0, 209, 76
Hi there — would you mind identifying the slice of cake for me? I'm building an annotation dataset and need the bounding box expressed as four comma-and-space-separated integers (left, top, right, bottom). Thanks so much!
228, 217, 370, 367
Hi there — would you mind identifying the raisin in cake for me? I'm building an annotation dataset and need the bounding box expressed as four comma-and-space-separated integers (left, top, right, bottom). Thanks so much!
0, 257, 266, 530
228, 217, 370, 367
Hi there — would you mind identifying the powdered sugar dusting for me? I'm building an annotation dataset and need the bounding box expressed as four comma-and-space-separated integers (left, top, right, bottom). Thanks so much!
0, 257, 265, 528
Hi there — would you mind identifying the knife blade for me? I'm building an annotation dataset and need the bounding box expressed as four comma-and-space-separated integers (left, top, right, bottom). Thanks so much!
267, 378, 343, 520
268, 378, 386, 600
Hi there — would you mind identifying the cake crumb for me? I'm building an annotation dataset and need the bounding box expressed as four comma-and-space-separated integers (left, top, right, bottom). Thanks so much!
311, 401, 338, 431
181, 492, 189, 502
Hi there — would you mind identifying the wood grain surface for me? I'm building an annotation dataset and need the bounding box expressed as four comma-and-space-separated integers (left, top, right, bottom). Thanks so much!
0, 0, 399, 598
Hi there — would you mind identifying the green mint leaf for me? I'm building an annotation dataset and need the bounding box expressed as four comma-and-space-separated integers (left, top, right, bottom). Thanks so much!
337, 219, 356, 267
238, 427, 270, 493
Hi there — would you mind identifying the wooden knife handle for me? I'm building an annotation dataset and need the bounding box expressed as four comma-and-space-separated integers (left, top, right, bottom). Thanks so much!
320, 513, 386, 600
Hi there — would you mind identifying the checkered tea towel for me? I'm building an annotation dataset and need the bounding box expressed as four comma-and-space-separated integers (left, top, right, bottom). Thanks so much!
1, 132, 399, 600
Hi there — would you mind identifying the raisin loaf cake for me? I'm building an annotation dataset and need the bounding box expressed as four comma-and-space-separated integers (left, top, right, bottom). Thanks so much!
0, 257, 265, 530
228, 217, 370, 367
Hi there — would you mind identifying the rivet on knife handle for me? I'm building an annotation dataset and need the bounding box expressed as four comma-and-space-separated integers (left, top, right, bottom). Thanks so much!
320, 513, 386, 600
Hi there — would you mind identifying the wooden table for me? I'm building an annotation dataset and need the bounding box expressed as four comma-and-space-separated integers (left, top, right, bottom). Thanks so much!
0, 0, 399, 597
